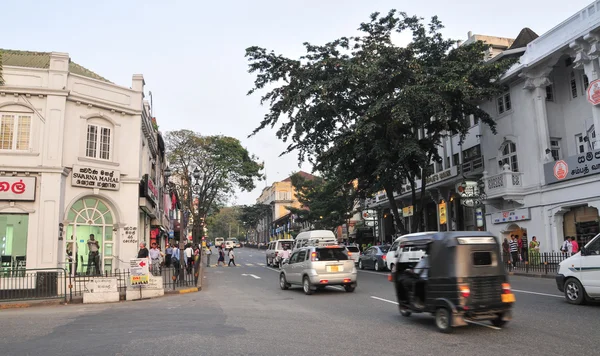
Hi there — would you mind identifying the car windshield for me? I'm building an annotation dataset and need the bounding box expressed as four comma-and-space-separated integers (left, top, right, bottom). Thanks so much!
316, 248, 349, 261
346, 246, 360, 252
379, 246, 390, 253
280, 242, 293, 250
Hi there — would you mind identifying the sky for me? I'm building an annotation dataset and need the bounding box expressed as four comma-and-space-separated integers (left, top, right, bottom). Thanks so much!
2, 0, 594, 205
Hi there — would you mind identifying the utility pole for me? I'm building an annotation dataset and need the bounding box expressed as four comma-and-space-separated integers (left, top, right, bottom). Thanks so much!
228, 224, 231, 238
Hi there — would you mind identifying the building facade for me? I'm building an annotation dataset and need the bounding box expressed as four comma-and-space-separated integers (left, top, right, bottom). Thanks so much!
479, 2, 600, 252
0, 50, 171, 275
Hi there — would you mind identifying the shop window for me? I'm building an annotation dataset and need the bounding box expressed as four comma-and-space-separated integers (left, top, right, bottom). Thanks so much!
0, 214, 29, 270
550, 138, 561, 161
0, 113, 32, 151
588, 125, 597, 150
500, 141, 519, 172
86, 124, 112, 160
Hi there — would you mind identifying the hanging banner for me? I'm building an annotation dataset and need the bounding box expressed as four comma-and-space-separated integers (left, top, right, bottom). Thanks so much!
438, 201, 447, 225
402, 206, 414, 217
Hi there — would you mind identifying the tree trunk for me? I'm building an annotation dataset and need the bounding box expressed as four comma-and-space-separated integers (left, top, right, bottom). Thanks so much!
407, 174, 417, 233
383, 183, 407, 235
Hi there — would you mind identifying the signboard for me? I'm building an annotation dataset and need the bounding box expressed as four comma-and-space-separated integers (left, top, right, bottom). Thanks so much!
476, 208, 484, 228
84, 277, 118, 293
491, 208, 531, 224
71, 165, 120, 191
0, 176, 36, 201
438, 201, 447, 225
130, 258, 150, 286
587, 78, 600, 105
402, 206, 414, 217
457, 180, 485, 207
144, 174, 158, 205
362, 209, 377, 221
544, 149, 600, 184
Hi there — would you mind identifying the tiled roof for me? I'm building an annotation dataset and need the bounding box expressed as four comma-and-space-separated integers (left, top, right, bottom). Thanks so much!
0, 49, 112, 83
508, 28, 539, 50
282, 171, 318, 182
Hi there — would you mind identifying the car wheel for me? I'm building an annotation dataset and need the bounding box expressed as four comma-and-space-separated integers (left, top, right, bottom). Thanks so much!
564, 278, 586, 305
435, 307, 453, 333
400, 307, 412, 317
279, 273, 289, 290
344, 284, 355, 293
359, 260, 364, 270
266, 257, 270, 267
375, 261, 380, 272
303, 276, 313, 295
491, 314, 507, 327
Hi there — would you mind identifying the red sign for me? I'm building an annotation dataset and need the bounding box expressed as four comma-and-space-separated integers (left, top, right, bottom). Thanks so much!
553, 160, 568, 180
587, 79, 600, 105
0, 177, 36, 201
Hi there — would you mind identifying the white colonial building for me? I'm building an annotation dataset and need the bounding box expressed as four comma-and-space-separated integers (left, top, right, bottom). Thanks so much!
0, 50, 171, 275
480, 2, 600, 252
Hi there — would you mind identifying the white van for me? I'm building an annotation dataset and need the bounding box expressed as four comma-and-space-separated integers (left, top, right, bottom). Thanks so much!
557, 233, 600, 304
293, 230, 337, 251
214, 237, 225, 247
385, 232, 437, 272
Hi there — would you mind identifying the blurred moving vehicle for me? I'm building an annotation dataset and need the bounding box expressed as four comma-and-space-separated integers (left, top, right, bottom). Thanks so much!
215, 237, 225, 247
556, 232, 600, 304
279, 245, 357, 294
225, 240, 235, 249
229, 238, 241, 248
266, 239, 294, 267
293, 230, 337, 251
386, 232, 434, 272
358, 246, 389, 271
391, 231, 515, 333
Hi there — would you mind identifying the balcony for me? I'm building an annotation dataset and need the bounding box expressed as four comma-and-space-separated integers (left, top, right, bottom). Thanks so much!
460, 156, 484, 176
482, 165, 525, 202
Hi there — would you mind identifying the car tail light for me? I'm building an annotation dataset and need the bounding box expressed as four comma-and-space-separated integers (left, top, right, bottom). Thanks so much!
311, 252, 317, 261
347, 252, 352, 256
382, 255, 387, 260
502, 283, 512, 294
387, 274, 393, 282
319, 280, 328, 284
459, 285, 470, 299
343, 278, 351, 283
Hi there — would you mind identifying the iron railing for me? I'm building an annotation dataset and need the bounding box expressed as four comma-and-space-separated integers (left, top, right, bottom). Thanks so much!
0, 268, 68, 303
502, 252, 571, 275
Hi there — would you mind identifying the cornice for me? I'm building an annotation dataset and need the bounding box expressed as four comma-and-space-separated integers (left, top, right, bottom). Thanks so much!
0, 86, 69, 97
67, 93, 141, 116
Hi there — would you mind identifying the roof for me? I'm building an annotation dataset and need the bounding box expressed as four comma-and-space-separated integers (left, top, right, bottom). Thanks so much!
282, 171, 318, 182
508, 28, 539, 50
0, 49, 112, 83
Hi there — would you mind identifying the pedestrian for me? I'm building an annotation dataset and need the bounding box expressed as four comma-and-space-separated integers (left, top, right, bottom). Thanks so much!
529, 236, 540, 265
86, 234, 100, 275
165, 244, 173, 267
206, 246, 212, 267
228, 248, 236, 267
137, 242, 149, 258
509, 235, 519, 269
184, 244, 194, 273
561, 237, 571, 255
217, 247, 226, 266
171, 244, 181, 278
570, 236, 579, 254
502, 238, 510, 260
149, 243, 161, 276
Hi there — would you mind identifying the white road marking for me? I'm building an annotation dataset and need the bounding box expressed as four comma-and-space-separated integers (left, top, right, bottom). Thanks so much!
246, 263, 254, 266
512, 289, 563, 298
242, 273, 261, 279
359, 270, 389, 276
370, 296, 398, 305
264, 267, 280, 273
257, 263, 266, 266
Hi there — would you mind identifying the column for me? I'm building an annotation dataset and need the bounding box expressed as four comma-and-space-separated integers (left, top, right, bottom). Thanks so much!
523, 64, 553, 185
574, 35, 600, 148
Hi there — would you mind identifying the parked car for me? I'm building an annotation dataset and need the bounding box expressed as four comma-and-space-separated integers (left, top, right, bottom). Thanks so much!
386, 232, 435, 272
358, 246, 389, 271
345, 245, 361, 265
266, 239, 295, 267
279, 245, 357, 294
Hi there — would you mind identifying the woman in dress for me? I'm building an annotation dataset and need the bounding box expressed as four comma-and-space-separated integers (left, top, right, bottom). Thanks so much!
529, 236, 541, 266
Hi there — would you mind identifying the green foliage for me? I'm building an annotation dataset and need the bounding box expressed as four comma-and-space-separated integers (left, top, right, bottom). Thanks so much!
239, 204, 272, 231
165, 130, 264, 233
246, 10, 515, 233
286, 172, 356, 230
206, 206, 242, 239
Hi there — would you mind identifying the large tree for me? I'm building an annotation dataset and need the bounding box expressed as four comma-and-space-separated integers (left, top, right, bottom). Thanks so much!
286, 173, 356, 231
239, 204, 272, 240
246, 11, 513, 234
165, 130, 263, 242
206, 206, 242, 239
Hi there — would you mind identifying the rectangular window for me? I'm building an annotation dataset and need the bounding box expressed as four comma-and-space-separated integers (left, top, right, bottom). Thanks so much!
453, 153, 459, 166
315, 247, 348, 261
583, 74, 590, 94
0, 214, 29, 268
463, 145, 481, 162
472, 251, 493, 266
446, 156, 450, 169
435, 160, 443, 172
545, 85, 554, 102
497, 91, 511, 114
571, 72, 578, 99
576, 134, 585, 153
550, 138, 561, 161
86, 124, 111, 160
0, 114, 32, 151
587, 126, 597, 150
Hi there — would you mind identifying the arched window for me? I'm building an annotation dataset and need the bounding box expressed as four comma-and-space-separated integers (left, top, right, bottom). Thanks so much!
500, 141, 519, 172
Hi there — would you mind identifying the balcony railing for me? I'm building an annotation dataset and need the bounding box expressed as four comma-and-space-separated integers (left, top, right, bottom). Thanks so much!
483, 164, 525, 200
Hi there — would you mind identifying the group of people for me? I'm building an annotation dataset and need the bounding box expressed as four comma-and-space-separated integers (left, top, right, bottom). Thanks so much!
560, 236, 580, 255
137, 241, 203, 276
206, 244, 236, 267
503, 234, 542, 267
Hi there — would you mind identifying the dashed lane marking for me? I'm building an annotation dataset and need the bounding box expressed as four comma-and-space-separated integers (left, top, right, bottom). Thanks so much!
512, 289, 563, 298
370, 296, 398, 305
358, 270, 389, 276
246, 263, 255, 266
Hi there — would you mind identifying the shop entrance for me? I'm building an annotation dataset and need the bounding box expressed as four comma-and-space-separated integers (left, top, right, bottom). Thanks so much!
64, 198, 115, 276
563, 206, 599, 246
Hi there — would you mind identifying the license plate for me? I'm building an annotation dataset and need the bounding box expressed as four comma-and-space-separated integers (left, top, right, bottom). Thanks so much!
501, 293, 516, 303
327, 265, 343, 272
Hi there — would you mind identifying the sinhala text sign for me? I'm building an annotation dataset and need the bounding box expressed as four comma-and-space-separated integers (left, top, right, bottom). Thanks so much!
544, 149, 600, 184
130, 258, 150, 286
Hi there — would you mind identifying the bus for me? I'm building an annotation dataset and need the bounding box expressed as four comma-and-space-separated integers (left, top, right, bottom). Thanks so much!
215, 237, 225, 247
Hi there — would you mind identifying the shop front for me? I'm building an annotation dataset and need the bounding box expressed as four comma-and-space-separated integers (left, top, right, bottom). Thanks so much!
563, 206, 599, 246
488, 208, 531, 246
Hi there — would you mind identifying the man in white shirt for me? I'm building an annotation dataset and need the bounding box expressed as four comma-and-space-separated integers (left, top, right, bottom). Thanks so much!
149, 243, 161, 275
184, 244, 194, 273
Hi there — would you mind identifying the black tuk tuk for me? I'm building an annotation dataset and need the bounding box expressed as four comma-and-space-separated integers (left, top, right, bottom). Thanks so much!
391, 231, 515, 333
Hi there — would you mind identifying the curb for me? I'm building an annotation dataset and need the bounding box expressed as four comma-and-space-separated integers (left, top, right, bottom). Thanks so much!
0, 299, 65, 310
165, 286, 201, 295
508, 272, 555, 279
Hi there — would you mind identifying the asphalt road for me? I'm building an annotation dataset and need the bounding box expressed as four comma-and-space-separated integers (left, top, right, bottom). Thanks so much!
0, 247, 598, 356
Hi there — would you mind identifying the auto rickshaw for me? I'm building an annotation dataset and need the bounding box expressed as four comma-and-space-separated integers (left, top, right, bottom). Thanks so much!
391, 231, 515, 333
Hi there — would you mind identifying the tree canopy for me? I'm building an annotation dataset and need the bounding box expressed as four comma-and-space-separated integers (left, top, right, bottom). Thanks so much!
286, 173, 356, 231
239, 203, 272, 236
206, 206, 244, 240
165, 130, 263, 240
246, 10, 514, 234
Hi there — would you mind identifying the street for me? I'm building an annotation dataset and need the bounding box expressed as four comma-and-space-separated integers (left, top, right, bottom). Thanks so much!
1, 247, 598, 356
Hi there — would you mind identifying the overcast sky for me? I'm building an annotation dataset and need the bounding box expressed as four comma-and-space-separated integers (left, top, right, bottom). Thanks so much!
2, 0, 593, 205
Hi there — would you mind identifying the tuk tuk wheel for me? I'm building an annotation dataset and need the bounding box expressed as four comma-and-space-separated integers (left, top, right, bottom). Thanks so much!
435, 307, 453, 333
491, 314, 507, 327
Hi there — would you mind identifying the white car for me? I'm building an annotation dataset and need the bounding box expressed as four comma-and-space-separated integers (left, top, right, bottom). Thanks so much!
557, 233, 600, 304
386, 232, 436, 272
345, 245, 361, 265
224, 240, 235, 249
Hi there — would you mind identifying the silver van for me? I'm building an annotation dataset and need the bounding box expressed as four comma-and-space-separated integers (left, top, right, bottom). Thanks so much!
279, 246, 357, 295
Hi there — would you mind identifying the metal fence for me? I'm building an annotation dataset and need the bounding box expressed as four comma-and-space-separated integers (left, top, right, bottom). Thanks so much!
502, 251, 571, 275
0, 268, 68, 303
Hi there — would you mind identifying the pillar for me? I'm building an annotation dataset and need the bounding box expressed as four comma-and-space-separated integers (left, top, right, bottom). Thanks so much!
574, 35, 600, 148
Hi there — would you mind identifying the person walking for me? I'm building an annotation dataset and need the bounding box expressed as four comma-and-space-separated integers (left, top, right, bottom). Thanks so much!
570, 236, 579, 254
561, 237, 572, 256
217, 246, 226, 266
509, 236, 519, 270
184, 244, 194, 273
206, 246, 212, 267
137, 242, 149, 258
165, 244, 173, 267
171, 244, 181, 279
228, 248, 236, 267
149, 243, 161, 276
